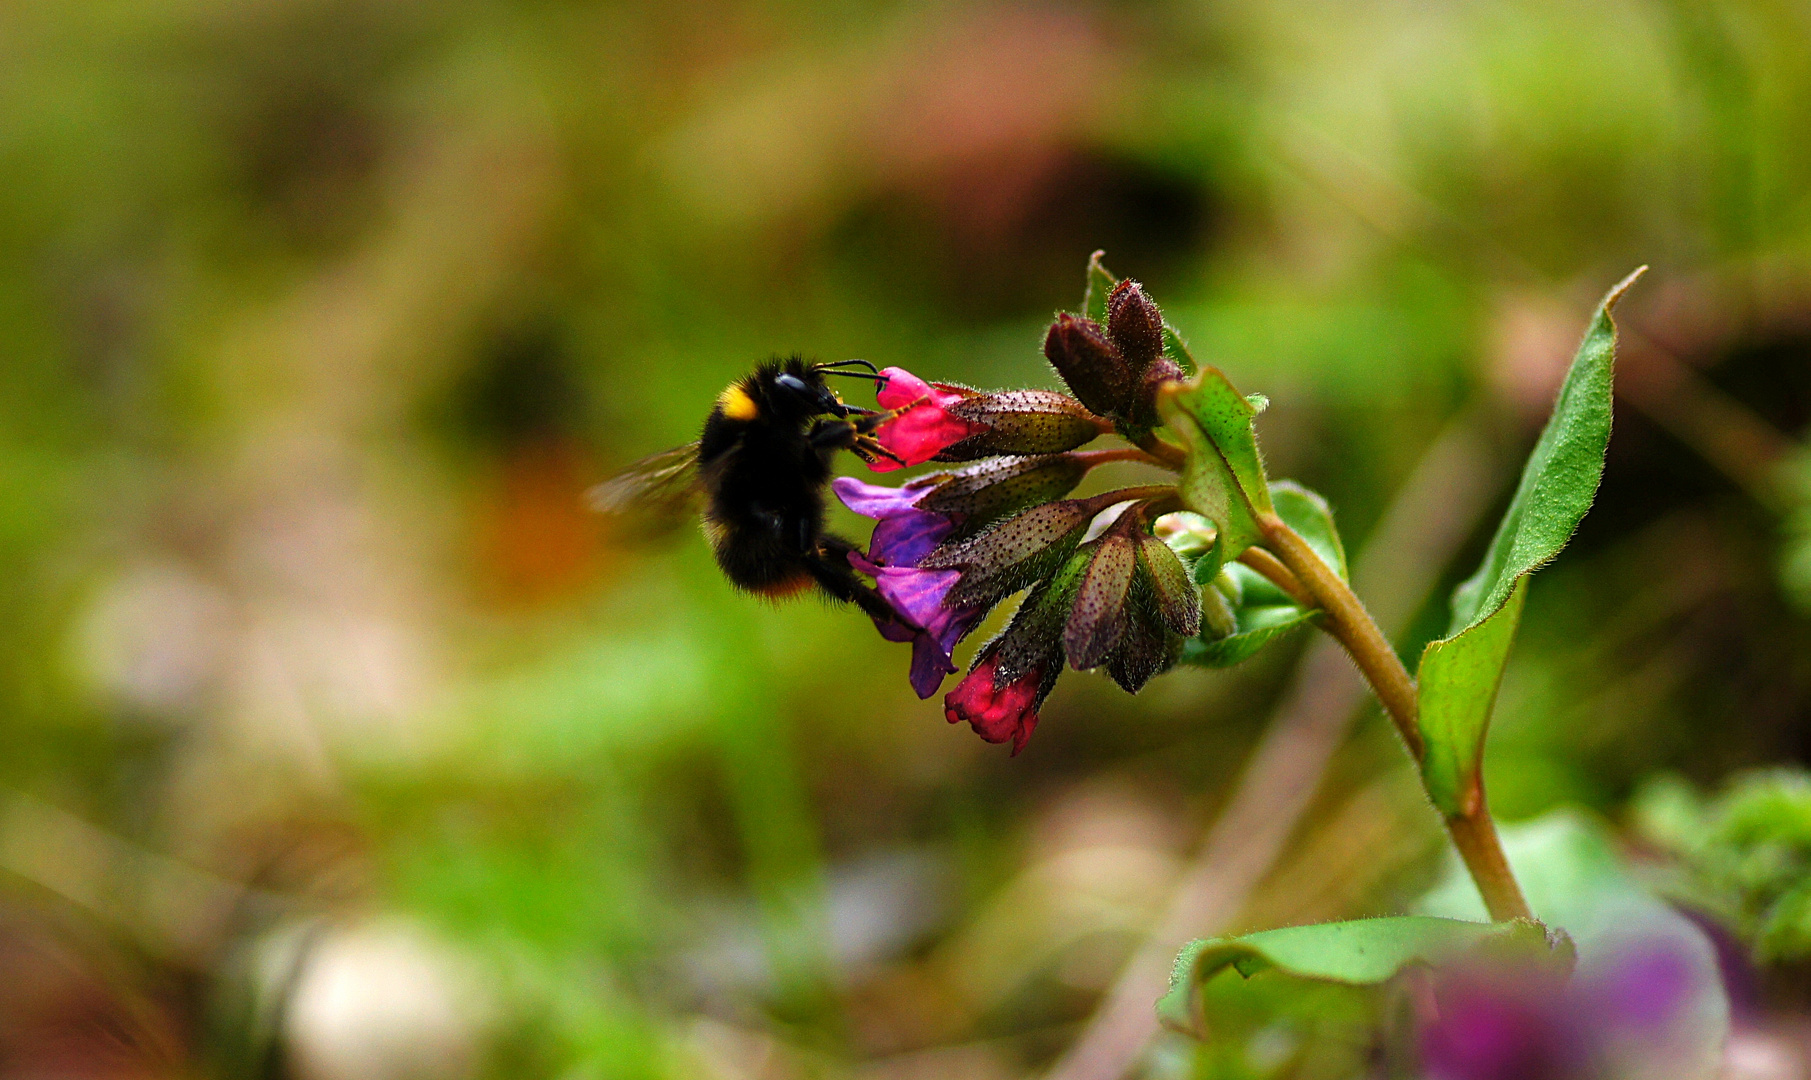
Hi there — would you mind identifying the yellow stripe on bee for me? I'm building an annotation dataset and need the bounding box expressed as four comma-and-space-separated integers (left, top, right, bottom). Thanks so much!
717, 383, 759, 421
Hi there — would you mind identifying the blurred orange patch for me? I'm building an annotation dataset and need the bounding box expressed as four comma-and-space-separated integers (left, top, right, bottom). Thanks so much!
473, 439, 603, 605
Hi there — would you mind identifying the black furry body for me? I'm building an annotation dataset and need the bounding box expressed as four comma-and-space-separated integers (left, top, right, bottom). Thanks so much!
696, 357, 892, 618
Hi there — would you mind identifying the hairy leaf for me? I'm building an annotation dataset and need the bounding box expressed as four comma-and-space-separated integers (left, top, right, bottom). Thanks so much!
1447, 268, 1644, 635
1156, 368, 1273, 558
1180, 481, 1344, 669
1082, 249, 1116, 325
1416, 269, 1642, 816
1160, 916, 1565, 1038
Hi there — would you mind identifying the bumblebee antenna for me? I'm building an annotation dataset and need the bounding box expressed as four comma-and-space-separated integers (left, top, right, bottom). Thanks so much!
818, 369, 888, 383
813, 359, 881, 374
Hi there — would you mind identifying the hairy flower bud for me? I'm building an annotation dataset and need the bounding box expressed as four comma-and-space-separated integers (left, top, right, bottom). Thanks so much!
995, 547, 1088, 686
920, 498, 1097, 609
1062, 512, 1200, 677
938, 390, 1104, 459
1137, 531, 1200, 638
1064, 521, 1139, 671
917, 453, 1091, 530
943, 548, 1086, 754
1127, 356, 1187, 431
1043, 314, 1139, 420
1106, 280, 1165, 368
944, 643, 1058, 756
1103, 574, 1187, 694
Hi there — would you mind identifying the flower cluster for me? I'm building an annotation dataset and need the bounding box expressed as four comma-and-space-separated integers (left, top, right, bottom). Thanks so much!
838, 280, 1200, 753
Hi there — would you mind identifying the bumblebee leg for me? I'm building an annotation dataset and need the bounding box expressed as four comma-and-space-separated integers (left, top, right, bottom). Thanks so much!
809, 417, 908, 467
807, 418, 859, 450
807, 534, 900, 624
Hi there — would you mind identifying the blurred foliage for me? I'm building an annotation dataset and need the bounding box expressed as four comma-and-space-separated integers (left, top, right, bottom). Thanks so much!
0, 0, 1807, 1078
1636, 768, 1811, 965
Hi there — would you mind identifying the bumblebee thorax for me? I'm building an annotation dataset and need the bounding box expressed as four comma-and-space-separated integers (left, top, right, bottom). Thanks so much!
715, 381, 761, 422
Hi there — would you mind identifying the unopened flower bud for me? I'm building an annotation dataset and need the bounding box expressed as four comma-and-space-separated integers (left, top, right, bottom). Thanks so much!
1103, 574, 1187, 693
1107, 280, 1165, 368
1129, 356, 1187, 430
917, 454, 1090, 529
1200, 585, 1239, 639
1043, 314, 1139, 420
921, 498, 1097, 609
944, 550, 1086, 755
938, 390, 1104, 459
1062, 514, 1200, 679
995, 547, 1089, 686
946, 638, 1061, 756
1063, 525, 1138, 672
1137, 531, 1200, 639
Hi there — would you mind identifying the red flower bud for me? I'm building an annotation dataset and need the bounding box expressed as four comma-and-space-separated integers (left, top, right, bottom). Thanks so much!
944, 647, 1050, 755
1129, 356, 1187, 430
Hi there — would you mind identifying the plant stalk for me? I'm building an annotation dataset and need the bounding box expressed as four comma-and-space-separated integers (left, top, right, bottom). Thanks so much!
1073, 446, 1170, 469
1133, 432, 1187, 469
1236, 547, 1317, 610
1258, 513, 1533, 923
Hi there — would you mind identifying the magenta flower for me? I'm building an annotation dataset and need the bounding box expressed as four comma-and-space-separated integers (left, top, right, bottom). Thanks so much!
869, 367, 986, 472
834, 476, 987, 698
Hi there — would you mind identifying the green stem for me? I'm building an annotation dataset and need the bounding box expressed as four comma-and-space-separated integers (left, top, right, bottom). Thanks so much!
1258, 514, 1533, 923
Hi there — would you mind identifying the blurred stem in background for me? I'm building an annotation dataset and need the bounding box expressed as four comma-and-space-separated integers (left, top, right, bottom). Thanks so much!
694, 579, 842, 1034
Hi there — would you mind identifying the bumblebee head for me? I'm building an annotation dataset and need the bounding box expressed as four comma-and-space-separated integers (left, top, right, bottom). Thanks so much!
723, 356, 884, 425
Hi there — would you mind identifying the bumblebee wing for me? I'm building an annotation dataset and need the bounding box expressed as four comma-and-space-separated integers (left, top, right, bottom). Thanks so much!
588, 442, 702, 531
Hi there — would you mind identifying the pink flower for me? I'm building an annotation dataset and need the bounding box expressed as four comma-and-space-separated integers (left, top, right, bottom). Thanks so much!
870, 367, 987, 472
943, 648, 1050, 755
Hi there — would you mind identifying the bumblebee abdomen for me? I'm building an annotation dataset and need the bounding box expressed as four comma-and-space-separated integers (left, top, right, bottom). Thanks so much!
705, 512, 814, 594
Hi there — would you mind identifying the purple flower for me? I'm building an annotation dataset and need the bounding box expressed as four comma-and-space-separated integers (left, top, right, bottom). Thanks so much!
1418, 935, 1702, 1080
1419, 971, 1583, 1080
834, 476, 987, 698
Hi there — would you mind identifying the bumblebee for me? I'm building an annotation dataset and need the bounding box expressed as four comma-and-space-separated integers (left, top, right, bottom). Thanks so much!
590, 356, 900, 619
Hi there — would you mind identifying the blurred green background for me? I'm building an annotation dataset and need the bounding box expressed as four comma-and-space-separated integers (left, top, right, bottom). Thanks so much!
2, 1, 1810, 1077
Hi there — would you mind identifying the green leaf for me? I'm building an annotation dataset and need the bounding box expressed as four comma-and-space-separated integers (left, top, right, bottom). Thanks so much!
1082, 249, 1116, 324
1161, 322, 1199, 377
1415, 269, 1642, 816
1271, 481, 1345, 580
1181, 482, 1345, 668
1157, 368, 1274, 559
1418, 580, 1527, 814
1633, 768, 1811, 964
1447, 267, 1643, 636
1181, 585, 1316, 666
1159, 916, 1562, 1038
